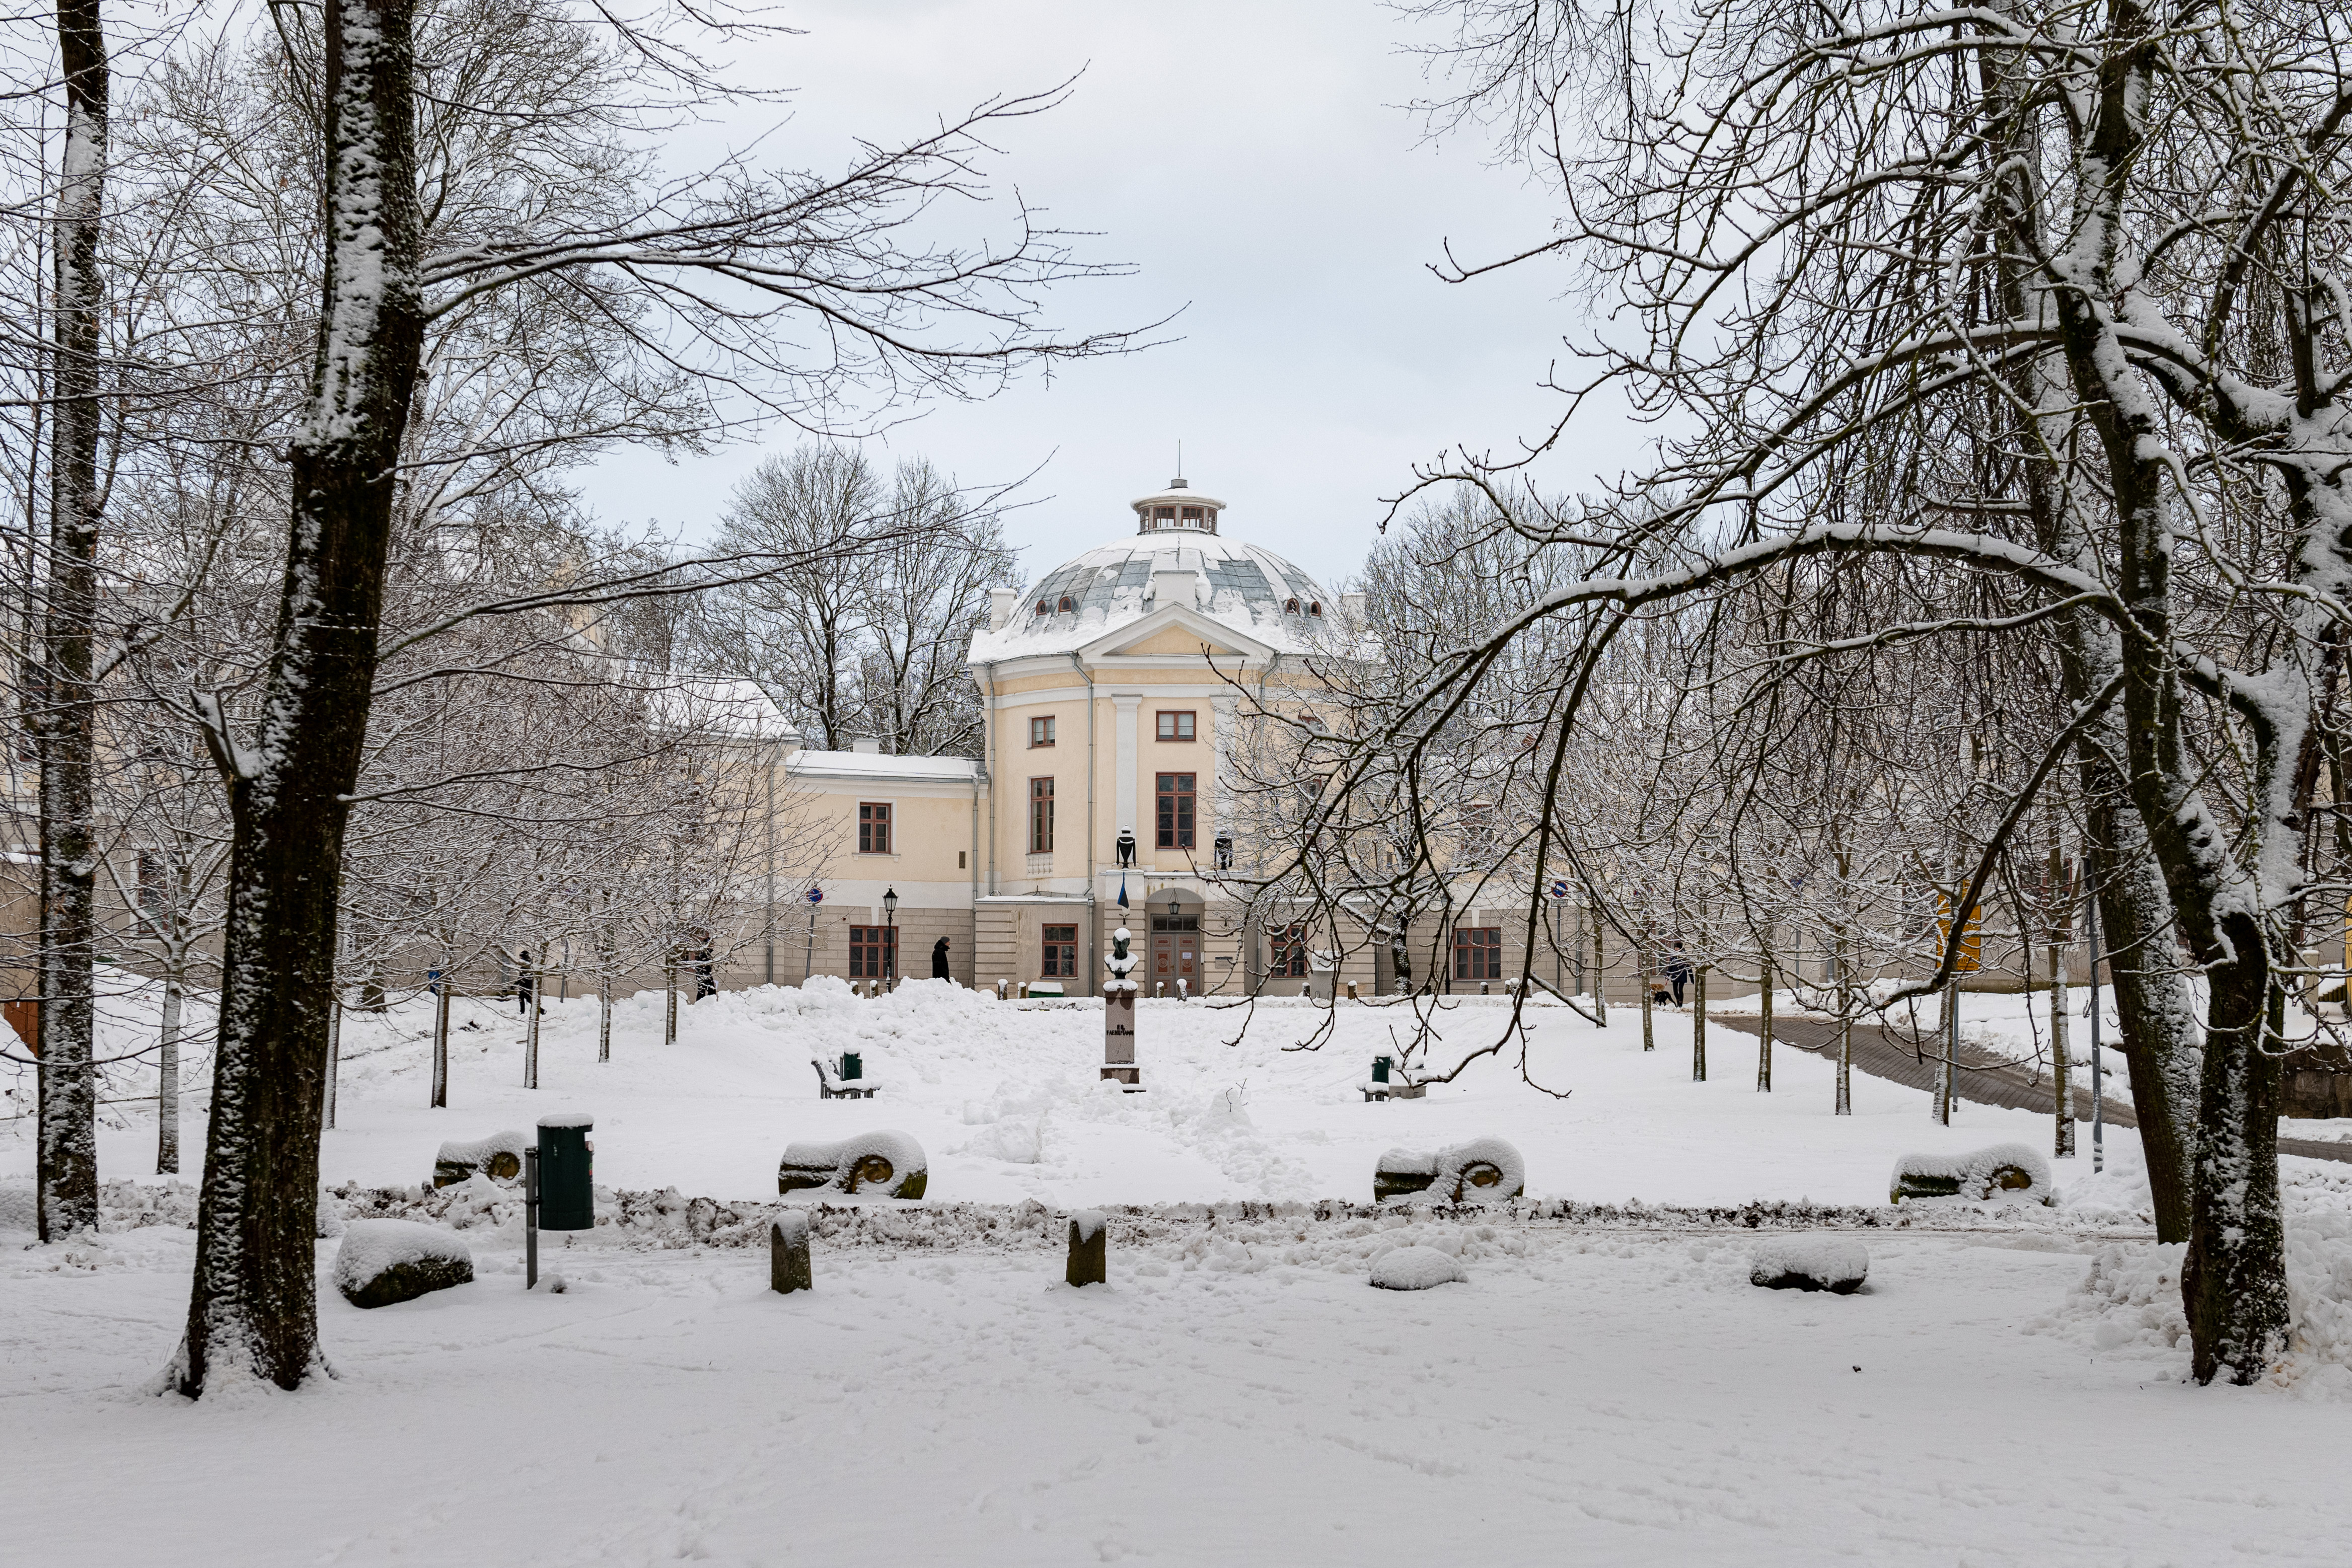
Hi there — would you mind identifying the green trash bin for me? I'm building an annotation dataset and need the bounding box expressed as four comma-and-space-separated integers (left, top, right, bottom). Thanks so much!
841, 1051, 862, 1081
1372, 1056, 1391, 1085
537, 1114, 595, 1231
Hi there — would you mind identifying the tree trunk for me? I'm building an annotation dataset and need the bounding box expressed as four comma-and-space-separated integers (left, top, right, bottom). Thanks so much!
2050, 928, 2073, 1158
430, 968, 449, 1108
1755, 955, 1773, 1092
598, 968, 612, 1063
35, 0, 107, 1244
1691, 964, 1707, 1082
2182, 923, 2291, 1384
1590, 900, 1606, 1025
2085, 808, 2199, 1241
172, 0, 423, 1397
156, 965, 182, 1175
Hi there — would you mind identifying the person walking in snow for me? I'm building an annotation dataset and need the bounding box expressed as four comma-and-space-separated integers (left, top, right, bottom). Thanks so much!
1663, 942, 1693, 1007
931, 936, 951, 980
516, 949, 537, 1016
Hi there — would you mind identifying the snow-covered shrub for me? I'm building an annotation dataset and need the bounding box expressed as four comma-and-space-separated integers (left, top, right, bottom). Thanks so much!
778, 1130, 928, 1200
1889, 1142, 2054, 1206
1374, 1138, 1526, 1205
433, 1129, 529, 1189
1369, 1245, 1467, 1290
1749, 1236, 1868, 1293
333, 1220, 474, 1309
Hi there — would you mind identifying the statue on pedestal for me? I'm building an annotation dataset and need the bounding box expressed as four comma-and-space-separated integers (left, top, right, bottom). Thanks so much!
1116, 827, 1138, 868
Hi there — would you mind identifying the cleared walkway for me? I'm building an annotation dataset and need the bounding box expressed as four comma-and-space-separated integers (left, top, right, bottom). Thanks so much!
1708, 1013, 2352, 1166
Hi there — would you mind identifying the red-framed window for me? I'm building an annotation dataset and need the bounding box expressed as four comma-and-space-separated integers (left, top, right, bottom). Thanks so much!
1156, 710, 1196, 742
1030, 777, 1055, 854
850, 926, 897, 979
1156, 772, 1196, 849
857, 801, 892, 854
1453, 927, 1503, 981
1030, 715, 1055, 748
1270, 923, 1309, 978
1042, 924, 1078, 978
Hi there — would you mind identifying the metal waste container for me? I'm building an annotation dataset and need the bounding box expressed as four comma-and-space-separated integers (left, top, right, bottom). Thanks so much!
536, 1114, 595, 1231
841, 1051, 862, 1081
1372, 1055, 1391, 1085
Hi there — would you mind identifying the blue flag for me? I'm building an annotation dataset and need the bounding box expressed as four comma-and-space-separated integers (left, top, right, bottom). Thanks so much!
1117, 874, 1129, 909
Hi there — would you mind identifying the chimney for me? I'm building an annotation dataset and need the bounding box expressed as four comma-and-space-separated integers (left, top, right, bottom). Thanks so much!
989, 586, 1017, 632
1341, 590, 1368, 625
851, 736, 882, 755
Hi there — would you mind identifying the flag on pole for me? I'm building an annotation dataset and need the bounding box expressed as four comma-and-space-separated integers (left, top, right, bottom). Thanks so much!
1117, 874, 1130, 910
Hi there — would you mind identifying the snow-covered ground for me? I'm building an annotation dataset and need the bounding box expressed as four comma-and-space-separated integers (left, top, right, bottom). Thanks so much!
0, 975, 2169, 1209
12, 979, 2352, 1565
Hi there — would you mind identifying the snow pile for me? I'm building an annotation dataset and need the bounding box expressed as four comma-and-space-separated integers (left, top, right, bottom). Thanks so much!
1890, 1142, 2054, 1206
0, 1178, 33, 1233
1369, 1244, 1467, 1290
1749, 1236, 1869, 1293
433, 1129, 529, 1187
1374, 1138, 1526, 1205
332, 1219, 475, 1309
778, 1131, 928, 1199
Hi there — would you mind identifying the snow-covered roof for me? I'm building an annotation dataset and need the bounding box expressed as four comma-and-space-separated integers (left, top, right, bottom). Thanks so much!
787, 750, 981, 786
968, 532, 1342, 662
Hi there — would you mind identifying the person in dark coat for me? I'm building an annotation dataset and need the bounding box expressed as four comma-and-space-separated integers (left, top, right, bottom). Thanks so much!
1663, 942, 1694, 1007
517, 949, 537, 1015
932, 936, 952, 980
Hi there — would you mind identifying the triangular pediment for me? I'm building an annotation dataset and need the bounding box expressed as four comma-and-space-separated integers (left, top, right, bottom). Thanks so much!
1082, 604, 1272, 662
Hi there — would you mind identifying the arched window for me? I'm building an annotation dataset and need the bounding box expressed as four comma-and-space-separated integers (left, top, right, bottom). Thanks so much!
1035, 600, 1050, 616
1284, 597, 1300, 614
1308, 601, 1322, 617
1057, 594, 1076, 613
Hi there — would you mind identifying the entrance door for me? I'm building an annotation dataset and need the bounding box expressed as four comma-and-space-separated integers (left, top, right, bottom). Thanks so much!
1150, 915, 1200, 991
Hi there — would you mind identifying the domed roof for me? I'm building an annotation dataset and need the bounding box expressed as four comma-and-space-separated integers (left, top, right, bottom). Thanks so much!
969, 509, 1343, 662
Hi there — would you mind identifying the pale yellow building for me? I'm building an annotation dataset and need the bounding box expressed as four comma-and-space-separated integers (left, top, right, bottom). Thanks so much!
776, 475, 1542, 997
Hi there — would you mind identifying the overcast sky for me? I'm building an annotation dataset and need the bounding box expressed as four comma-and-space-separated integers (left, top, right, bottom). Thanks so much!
589, 0, 1626, 590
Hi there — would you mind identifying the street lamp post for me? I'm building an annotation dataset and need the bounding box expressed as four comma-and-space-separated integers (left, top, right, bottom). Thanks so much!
883, 886, 899, 989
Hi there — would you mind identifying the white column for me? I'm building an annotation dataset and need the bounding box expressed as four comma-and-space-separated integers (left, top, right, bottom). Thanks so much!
1113, 693, 1142, 869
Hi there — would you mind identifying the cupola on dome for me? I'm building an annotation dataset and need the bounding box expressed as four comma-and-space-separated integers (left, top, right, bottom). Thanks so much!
1131, 476, 1224, 535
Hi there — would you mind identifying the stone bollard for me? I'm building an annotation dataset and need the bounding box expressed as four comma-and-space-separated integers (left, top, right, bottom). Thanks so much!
1066, 1209, 1107, 1287
1347, 981, 1359, 1001
997, 978, 1009, 1001
771, 1210, 813, 1294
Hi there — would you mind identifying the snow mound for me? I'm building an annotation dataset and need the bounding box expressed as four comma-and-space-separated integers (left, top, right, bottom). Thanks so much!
778, 1130, 928, 1200
0, 1178, 34, 1233
1370, 1245, 1468, 1290
432, 1129, 528, 1188
1749, 1236, 1869, 1293
1375, 1138, 1526, 1205
1891, 1142, 2054, 1206
332, 1219, 475, 1309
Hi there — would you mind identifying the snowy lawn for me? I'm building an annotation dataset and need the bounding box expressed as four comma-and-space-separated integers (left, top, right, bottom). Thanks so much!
13, 979, 2352, 1564
0, 976, 2171, 1210
10, 1214, 2352, 1566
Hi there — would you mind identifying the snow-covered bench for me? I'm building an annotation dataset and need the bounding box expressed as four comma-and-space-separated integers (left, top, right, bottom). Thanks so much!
1888, 1142, 2055, 1207
1374, 1138, 1526, 1205
778, 1131, 928, 1200
812, 1056, 879, 1101
1361, 1058, 1428, 1102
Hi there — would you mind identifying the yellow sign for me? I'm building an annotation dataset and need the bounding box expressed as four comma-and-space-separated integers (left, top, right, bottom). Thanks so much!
1937, 895, 1982, 973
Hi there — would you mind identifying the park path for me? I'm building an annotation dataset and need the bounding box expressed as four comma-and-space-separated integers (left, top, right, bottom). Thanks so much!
1706, 1013, 2352, 1167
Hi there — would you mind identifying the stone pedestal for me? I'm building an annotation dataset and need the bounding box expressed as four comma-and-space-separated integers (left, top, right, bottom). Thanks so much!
1103, 982, 1140, 1088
